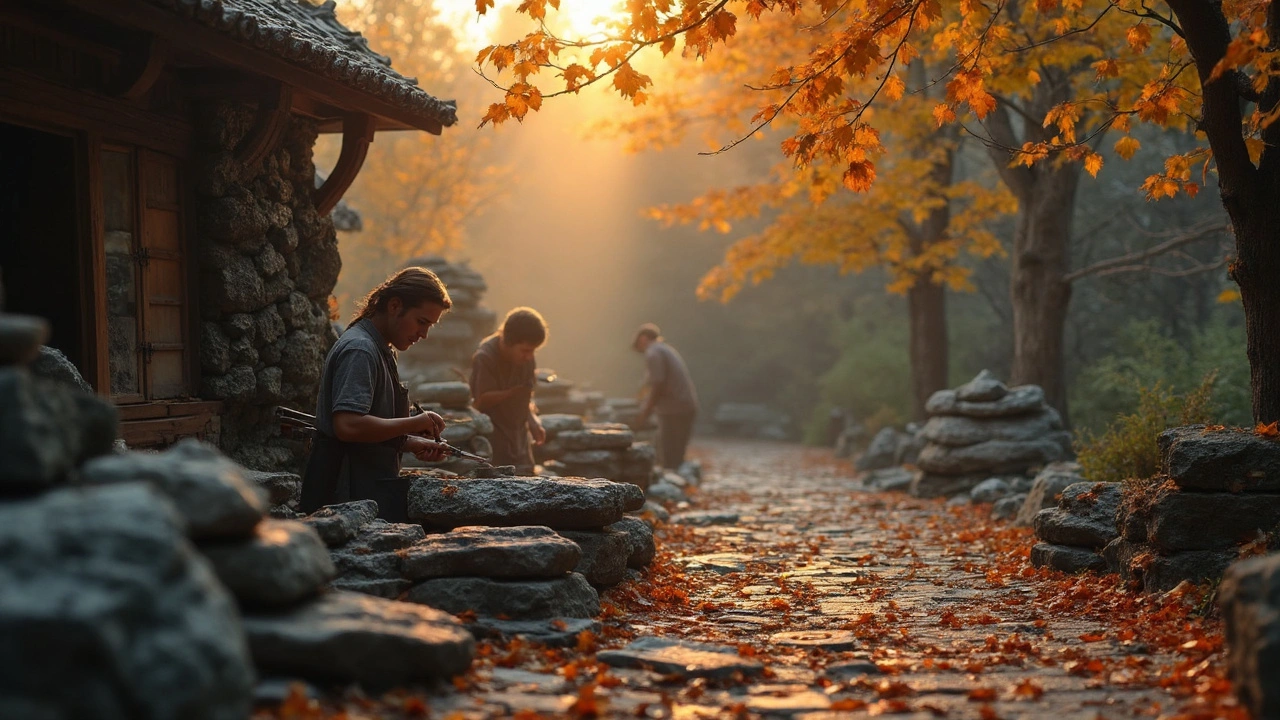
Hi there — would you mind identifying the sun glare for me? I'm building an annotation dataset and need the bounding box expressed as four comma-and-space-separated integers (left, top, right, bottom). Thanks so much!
433, 0, 628, 53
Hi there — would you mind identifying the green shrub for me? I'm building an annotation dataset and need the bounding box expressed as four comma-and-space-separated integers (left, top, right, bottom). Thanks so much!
1076, 372, 1218, 484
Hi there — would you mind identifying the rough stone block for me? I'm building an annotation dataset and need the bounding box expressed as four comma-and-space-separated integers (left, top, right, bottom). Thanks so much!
1029, 542, 1107, 574
409, 476, 644, 530
1161, 425, 1280, 493
200, 520, 334, 607
399, 526, 581, 581
406, 573, 600, 619
1145, 492, 1280, 552
1219, 553, 1280, 720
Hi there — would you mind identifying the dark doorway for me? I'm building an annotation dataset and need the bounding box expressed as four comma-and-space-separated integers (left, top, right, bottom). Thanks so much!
0, 122, 84, 372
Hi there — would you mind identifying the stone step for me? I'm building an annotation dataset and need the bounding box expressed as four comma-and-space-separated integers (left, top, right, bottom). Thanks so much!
400, 526, 582, 581
408, 476, 645, 530
406, 573, 600, 619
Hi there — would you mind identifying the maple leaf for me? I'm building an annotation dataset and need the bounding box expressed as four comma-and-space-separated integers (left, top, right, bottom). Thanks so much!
1255, 421, 1280, 438
1083, 152, 1103, 178
475, 0, 494, 13
968, 687, 997, 701
1114, 136, 1140, 160
612, 62, 652, 100
1127, 23, 1152, 53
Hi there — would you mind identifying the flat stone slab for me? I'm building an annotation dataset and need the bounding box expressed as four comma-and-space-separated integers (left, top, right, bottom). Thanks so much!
955, 369, 1008, 402
925, 384, 1046, 418
920, 409, 1062, 448
560, 529, 630, 587
557, 426, 635, 451
1030, 543, 1107, 574
670, 511, 740, 526
406, 573, 600, 619
200, 519, 335, 607
678, 553, 750, 574
1162, 425, 1280, 492
823, 659, 882, 679
769, 630, 858, 651
80, 439, 267, 540
468, 617, 601, 647
862, 467, 914, 492
242, 590, 474, 688
408, 476, 645, 530
400, 526, 582, 581
598, 636, 764, 679
302, 500, 379, 547
916, 438, 1067, 475
540, 414, 585, 436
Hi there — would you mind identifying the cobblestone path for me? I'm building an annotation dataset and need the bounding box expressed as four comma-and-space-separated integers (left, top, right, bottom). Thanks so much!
282, 439, 1240, 719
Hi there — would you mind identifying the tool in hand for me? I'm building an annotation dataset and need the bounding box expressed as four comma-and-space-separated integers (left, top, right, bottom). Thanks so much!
274, 406, 491, 465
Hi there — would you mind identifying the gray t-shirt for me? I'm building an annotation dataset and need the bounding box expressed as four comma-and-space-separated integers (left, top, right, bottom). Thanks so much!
645, 341, 698, 416
315, 318, 405, 439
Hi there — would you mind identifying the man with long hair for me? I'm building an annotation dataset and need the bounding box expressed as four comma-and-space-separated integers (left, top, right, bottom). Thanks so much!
300, 267, 451, 521
471, 307, 548, 473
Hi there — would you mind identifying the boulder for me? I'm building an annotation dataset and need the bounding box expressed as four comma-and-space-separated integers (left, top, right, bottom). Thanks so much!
598, 636, 765, 679
856, 428, 901, 472
1162, 425, 1280, 493
540, 414, 585, 437
1029, 543, 1108, 573
608, 517, 656, 568
970, 478, 1013, 503
200, 520, 335, 607
80, 439, 267, 539
646, 479, 686, 503
0, 484, 254, 720
915, 438, 1066, 475
954, 369, 1008, 402
557, 426, 635, 451
30, 345, 92, 392
925, 384, 1046, 418
991, 493, 1027, 521
301, 500, 379, 547
1219, 553, 1280, 720
241, 590, 473, 688
909, 471, 988, 499
863, 467, 914, 492
1032, 482, 1122, 549
559, 529, 630, 587
919, 410, 1062, 448
1104, 538, 1238, 592
414, 381, 473, 409
1013, 462, 1085, 526
620, 443, 657, 489
0, 367, 118, 491
1143, 492, 1280, 552
329, 549, 407, 600
408, 477, 645, 530
399, 526, 582, 581
406, 573, 600, 619
243, 469, 301, 507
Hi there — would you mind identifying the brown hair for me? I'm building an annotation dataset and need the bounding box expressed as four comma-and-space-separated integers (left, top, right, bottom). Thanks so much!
501, 307, 548, 347
353, 267, 452, 322
632, 322, 661, 348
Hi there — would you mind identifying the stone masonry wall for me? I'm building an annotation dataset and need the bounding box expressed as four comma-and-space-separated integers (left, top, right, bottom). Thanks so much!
193, 101, 340, 472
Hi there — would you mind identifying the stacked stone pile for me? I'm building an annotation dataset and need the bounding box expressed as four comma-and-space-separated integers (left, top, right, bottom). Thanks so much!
535, 416, 656, 489
593, 397, 659, 443
306, 476, 656, 645
911, 370, 1073, 498
406, 380, 496, 473
1106, 426, 1280, 592
1029, 481, 1123, 573
534, 371, 606, 418
397, 256, 496, 386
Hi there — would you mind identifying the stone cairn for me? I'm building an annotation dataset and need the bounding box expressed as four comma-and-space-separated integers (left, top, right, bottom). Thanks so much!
534, 371, 607, 418
397, 255, 496, 386
305, 475, 657, 646
910, 370, 1073, 498
536, 415, 656, 489
1029, 480, 1123, 573
0, 311, 473, 716
1106, 425, 1280, 592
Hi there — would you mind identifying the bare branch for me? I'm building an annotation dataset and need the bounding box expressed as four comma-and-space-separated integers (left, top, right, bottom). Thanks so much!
1064, 219, 1230, 282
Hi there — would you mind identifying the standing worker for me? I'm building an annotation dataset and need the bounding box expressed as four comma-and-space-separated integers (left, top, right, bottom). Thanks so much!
300, 267, 451, 521
470, 307, 548, 474
632, 323, 699, 469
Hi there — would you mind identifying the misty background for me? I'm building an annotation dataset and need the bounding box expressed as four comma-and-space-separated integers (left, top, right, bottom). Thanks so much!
318, 0, 1250, 443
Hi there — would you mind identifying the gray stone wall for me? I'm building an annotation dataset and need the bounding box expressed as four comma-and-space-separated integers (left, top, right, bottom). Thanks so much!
193, 101, 340, 471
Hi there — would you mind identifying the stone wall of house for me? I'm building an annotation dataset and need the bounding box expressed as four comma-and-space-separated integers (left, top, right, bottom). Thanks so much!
192, 101, 340, 472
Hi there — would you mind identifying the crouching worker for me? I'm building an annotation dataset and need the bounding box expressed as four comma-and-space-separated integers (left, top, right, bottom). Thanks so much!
470, 307, 548, 474
300, 267, 451, 522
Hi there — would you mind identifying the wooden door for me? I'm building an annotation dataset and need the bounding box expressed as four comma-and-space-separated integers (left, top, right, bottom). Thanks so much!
138, 150, 186, 399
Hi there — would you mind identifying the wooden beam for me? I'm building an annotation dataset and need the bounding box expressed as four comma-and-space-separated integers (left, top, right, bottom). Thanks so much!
78, 131, 112, 396
314, 112, 375, 216
113, 35, 167, 100
235, 82, 294, 169
63, 0, 446, 135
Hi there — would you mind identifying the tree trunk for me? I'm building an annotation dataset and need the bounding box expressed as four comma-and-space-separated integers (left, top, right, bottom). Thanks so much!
1224, 178, 1280, 423
908, 278, 948, 420
1009, 163, 1078, 425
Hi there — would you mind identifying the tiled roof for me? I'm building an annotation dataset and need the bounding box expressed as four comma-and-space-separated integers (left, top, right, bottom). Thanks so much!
147, 0, 457, 130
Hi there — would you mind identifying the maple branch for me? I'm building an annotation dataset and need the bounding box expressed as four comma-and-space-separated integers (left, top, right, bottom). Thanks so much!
1001, 3, 1114, 55
1118, 2, 1184, 39
976, 103, 1033, 199
1064, 219, 1229, 283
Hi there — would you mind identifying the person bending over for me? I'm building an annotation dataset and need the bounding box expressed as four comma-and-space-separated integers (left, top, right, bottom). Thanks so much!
471, 307, 548, 474
633, 323, 699, 469
301, 267, 450, 521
